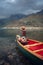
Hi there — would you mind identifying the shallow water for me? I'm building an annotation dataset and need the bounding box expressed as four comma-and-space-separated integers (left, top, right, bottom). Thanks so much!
0, 29, 43, 65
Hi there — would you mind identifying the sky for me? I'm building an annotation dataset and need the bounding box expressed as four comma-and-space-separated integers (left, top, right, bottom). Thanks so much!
0, 0, 43, 17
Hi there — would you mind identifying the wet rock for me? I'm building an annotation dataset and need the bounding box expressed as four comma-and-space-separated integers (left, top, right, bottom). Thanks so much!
8, 55, 14, 60
12, 53, 17, 56
0, 60, 4, 65
0, 37, 33, 65
4, 62, 10, 65
7, 52, 12, 55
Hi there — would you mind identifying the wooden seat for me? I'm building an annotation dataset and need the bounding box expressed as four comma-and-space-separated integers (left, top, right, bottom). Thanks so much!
24, 45, 30, 48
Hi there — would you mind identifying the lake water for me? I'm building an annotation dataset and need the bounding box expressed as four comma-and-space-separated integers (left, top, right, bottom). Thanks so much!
0, 29, 43, 65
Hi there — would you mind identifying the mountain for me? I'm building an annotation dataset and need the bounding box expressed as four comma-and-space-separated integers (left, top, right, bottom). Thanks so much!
10, 14, 27, 20
5, 10, 43, 27
0, 14, 27, 27
0, 10, 43, 27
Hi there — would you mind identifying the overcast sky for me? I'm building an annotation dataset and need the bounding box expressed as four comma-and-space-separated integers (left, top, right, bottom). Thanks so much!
0, 0, 43, 17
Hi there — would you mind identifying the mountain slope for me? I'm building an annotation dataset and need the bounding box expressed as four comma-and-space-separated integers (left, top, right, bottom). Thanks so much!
6, 10, 43, 27
0, 14, 27, 27
10, 14, 27, 20
0, 10, 43, 27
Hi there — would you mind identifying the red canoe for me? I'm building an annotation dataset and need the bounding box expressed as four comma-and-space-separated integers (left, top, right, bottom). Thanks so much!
17, 39, 43, 65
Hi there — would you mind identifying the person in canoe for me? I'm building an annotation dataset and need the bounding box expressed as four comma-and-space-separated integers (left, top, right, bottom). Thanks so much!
16, 26, 28, 45
16, 35, 27, 45
20, 26, 26, 36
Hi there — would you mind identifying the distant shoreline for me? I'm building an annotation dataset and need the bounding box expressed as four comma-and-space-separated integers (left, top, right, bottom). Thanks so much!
0, 27, 43, 31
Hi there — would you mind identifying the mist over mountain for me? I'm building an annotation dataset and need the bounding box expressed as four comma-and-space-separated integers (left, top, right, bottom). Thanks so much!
36, 10, 43, 15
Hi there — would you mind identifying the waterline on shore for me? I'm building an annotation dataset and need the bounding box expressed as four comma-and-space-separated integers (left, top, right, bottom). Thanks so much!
0, 27, 43, 31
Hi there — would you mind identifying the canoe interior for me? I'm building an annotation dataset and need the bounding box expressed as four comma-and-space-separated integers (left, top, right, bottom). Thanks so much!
18, 39, 43, 60
25, 39, 43, 58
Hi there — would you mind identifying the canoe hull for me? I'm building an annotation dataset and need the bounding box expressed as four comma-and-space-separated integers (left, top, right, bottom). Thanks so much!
17, 41, 43, 65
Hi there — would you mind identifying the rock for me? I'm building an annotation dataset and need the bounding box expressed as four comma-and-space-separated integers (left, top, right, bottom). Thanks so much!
7, 52, 12, 55
12, 53, 16, 56
0, 60, 4, 65
4, 62, 10, 65
8, 55, 14, 60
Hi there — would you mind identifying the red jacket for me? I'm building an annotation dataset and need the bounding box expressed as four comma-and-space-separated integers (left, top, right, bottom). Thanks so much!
22, 30, 26, 36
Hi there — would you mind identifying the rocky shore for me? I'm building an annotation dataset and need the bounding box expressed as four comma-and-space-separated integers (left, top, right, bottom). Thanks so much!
0, 37, 32, 65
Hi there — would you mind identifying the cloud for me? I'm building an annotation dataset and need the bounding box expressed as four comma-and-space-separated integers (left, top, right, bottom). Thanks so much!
0, 0, 43, 16
6, 0, 16, 3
